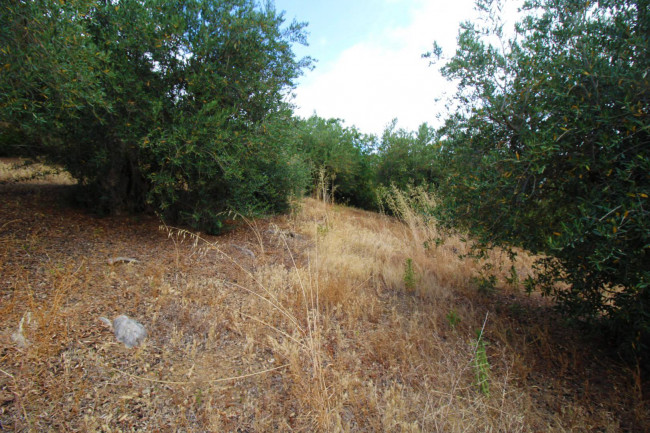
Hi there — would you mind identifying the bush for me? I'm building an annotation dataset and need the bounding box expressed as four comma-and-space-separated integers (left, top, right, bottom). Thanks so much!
1, 0, 312, 232
295, 116, 377, 209
431, 0, 650, 357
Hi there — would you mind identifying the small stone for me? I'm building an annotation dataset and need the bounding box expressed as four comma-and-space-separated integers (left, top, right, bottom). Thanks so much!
111, 315, 147, 348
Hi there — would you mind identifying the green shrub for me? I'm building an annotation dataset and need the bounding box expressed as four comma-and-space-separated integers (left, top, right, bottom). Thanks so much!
403, 258, 417, 291
1, 0, 312, 232
473, 328, 490, 397
431, 0, 650, 358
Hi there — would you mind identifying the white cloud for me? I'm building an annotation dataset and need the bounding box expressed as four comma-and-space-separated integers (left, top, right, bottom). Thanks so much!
291, 0, 524, 135
292, 0, 479, 135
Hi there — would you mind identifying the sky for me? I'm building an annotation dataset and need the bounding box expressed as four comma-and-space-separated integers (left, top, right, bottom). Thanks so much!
273, 0, 486, 136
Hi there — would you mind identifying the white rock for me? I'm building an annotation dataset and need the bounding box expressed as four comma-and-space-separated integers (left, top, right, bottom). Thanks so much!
101, 315, 147, 348
11, 312, 35, 348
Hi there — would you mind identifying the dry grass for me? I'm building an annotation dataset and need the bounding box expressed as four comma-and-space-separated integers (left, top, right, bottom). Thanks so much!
0, 158, 647, 432
0, 158, 75, 186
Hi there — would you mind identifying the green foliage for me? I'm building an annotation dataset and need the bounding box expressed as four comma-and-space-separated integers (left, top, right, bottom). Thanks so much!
432, 0, 650, 355
505, 265, 520, 290
472, 273, 497, 296
295, 115, 377, 209
403, 258, 417, 291
0, 0, 109, 157
1, 0, 311, 232
446, 309, 461, 328
375, 120, 441, 191
473, 328, 490, 397
296, 116, 445, 210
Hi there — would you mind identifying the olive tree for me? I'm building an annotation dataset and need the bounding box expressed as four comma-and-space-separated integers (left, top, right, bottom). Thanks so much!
1, 0, 311, 232
431, 0, 649, 355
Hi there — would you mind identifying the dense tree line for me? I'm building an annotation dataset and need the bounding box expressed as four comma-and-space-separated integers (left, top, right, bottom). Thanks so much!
293, 115, 376, 209
293, 116, 440, 209
1, 0, 440, 226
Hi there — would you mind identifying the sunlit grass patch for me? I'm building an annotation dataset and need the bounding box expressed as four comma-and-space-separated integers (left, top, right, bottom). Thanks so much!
0, 158, 75, 185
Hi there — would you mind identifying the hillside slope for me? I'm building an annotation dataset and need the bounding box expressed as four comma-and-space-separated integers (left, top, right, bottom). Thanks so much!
0, 159, 647, 432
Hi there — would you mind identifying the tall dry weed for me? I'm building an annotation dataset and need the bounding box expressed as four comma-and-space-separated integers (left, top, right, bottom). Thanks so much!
1, 159, 644, 431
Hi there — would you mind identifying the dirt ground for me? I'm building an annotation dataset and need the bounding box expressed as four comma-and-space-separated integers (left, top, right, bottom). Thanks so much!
1, 158, 648, 432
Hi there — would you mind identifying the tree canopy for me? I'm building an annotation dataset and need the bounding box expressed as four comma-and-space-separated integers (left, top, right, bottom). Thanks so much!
431, 0, 649, 354
294, 115, 377, 208
1, 0, 311, 232
375, 120, 440, 191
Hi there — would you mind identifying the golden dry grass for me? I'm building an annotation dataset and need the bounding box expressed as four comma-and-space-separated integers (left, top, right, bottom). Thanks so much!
0, 158, 75, 186
0, 159, 647, 432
